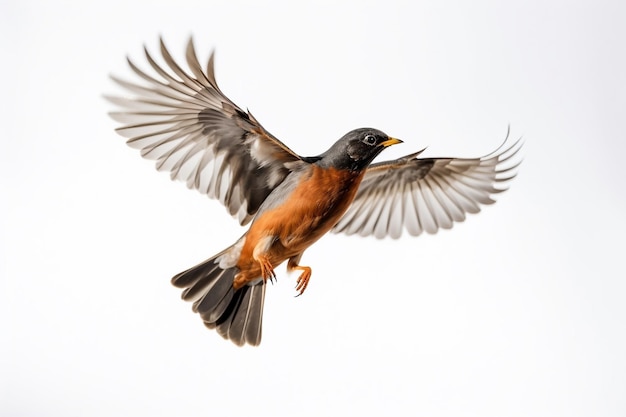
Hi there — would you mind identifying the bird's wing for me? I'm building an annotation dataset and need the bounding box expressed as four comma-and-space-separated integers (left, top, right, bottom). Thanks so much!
333, 132, 522, 238
106, 38, 303, 225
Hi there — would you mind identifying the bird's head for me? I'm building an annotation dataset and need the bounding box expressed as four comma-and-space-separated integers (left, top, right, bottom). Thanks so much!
315, 128, 402, 171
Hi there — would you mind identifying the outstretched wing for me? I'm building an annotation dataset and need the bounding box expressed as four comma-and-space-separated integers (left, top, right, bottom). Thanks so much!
106, 37, 303, 225
333, 132, 522, 239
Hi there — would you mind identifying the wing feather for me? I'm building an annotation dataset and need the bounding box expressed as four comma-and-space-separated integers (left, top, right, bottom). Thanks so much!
333, 132, 522, 238
107, 37, 304, 225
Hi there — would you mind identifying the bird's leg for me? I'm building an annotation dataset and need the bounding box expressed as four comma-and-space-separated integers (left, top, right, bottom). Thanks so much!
253, 235, 277, 284
287, 255, 312, 296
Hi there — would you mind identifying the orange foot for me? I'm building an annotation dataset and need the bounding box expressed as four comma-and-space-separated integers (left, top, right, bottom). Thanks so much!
257, 255, 276, 284
293, 266, 312, 296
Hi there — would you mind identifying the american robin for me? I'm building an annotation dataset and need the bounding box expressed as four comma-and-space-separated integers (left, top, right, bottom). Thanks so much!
108, 38, 521, 346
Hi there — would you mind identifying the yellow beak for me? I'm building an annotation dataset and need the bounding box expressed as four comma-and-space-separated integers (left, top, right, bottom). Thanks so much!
380, 137, 403, 147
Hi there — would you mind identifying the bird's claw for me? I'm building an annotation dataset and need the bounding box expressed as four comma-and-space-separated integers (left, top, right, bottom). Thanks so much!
258, 256, 276, 285
294, 268, 311, 297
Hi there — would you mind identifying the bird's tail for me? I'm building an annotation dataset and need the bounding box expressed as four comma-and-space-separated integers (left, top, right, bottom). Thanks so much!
171, 246, 266, 346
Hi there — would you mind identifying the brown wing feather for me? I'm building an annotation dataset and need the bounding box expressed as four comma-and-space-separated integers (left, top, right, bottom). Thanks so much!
333, 131, 523, 238
106, 37, 303, 225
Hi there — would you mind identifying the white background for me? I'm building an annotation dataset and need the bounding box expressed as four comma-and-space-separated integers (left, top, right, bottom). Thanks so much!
2, 1, 625, 416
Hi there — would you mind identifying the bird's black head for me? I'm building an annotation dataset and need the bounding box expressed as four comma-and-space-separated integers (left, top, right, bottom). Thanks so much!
314, 128, 402, 171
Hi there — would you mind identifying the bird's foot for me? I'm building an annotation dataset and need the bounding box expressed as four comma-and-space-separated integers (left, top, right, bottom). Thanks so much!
294, 266, 312, 296
258, 255, 276, 284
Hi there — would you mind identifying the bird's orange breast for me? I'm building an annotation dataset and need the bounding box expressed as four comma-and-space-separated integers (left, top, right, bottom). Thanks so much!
236, 165, 365, 274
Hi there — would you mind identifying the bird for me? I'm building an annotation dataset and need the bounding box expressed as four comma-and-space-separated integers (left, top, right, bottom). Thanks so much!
107, 37, 522, 347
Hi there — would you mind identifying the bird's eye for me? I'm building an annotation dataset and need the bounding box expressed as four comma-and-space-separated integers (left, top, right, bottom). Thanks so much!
363, 134, 377, 146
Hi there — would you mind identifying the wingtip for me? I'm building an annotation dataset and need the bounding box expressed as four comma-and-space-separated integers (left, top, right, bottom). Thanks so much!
410, 147, 428, 159
207, 48, 216, 72
185, 36, 196, 54
158, 34, 167, 49
158, 36, 173, 60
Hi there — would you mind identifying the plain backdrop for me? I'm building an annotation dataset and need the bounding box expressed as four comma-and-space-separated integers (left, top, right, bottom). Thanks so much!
2, 1, 625, 416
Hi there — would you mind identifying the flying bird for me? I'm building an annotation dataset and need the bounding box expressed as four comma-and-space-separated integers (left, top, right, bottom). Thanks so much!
107, 38, 522, 346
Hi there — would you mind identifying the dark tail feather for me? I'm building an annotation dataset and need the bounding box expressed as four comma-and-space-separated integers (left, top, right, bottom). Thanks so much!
171, 251, 266, 346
